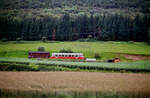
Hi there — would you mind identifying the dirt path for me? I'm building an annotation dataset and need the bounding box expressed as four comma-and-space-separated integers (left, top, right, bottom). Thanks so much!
0, 72, 150, 94
122, 54, 150, 61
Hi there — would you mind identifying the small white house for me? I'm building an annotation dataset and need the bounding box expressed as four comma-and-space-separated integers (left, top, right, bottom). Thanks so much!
86, 58, 96, 62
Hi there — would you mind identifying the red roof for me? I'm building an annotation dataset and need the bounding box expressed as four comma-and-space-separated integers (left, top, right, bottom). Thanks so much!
29, 51, 49, 54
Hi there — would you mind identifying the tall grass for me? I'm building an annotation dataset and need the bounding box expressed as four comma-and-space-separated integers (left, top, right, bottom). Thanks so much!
0, 89, 149, 98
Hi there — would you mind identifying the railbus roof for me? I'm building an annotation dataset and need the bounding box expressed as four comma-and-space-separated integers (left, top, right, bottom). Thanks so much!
52, 53, 83, 55
29, 51, 50, 54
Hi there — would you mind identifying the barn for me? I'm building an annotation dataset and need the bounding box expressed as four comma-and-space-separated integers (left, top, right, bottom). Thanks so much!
28, 51, 50, 58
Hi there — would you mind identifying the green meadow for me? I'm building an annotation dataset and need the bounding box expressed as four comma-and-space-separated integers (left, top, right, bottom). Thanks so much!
0, 41, 150, 98
0, 57, 150, 72
0, 41, 150, 61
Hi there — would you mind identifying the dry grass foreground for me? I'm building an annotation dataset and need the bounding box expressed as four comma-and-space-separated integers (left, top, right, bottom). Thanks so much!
0, 72, 150, 95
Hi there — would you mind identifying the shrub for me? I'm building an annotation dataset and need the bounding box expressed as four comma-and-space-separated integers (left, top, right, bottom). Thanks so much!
59, 48, 73, 53
66, 48, 73, 53
1, 38, 8, 42
38, 46, 45, 51
16, 37, 22, 41
78, 38, 97, 42
87, 38, 97, 42
41, 36, 47, 42
88, 35, 92, 39
2, 51, 7, 56
94, 53, 101, 59
128, 41, 134, 44
29, 63, 39, 70
78, 39, 86, 42
59, 48, 66, 53
0, 63, 37, 71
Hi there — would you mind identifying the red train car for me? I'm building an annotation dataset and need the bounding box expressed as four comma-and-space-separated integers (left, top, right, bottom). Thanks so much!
28, 51, 50, 58
50, 53, 85, 60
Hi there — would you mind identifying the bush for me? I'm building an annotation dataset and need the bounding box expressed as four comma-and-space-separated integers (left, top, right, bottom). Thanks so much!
128, 41, 134, 44
87, 35, 92, 39
41, 36, 47, 42
66, 48, 73, 53
78, 38, 97, 42
16, 37, 22, 41
0, 63, 37, 71
59, 48, 73, 53
1, 38, 8, 42
78, 39, 86, 42
94, 53, 101, 59
38, 46, 45, 51
59, 48, 65, 53
87, 38, 97, 42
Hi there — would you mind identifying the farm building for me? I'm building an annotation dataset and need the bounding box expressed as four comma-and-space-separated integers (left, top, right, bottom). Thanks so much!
86, 58, 96, 62
28, 51, 50, 58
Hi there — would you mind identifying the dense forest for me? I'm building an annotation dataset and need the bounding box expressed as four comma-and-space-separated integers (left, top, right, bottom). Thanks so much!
0, 0, 150, 41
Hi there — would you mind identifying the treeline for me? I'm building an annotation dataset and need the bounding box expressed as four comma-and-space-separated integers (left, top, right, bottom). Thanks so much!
0, 13, 150, 41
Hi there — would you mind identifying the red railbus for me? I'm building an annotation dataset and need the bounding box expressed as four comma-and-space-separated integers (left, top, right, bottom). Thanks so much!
50, 53, 85, 60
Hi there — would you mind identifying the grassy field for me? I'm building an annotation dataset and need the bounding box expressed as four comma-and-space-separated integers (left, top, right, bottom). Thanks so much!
0, 57, 150, 72
0, 41, 150, 97
0, 41, 150, 61
0, 41, 150, 72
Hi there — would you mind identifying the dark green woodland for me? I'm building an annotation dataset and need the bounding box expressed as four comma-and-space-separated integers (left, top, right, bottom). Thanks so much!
0, 0, 150, 41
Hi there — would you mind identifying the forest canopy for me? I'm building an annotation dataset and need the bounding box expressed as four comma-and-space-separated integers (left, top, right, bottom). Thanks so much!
0, 0, 150, 41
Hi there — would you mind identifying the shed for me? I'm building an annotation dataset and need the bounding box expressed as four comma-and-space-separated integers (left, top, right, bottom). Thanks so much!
28, 51, 50, 58
86, 58, 96, 62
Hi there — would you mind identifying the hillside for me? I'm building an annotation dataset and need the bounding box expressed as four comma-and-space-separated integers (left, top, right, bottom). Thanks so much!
0, 0, 150, 17
0, 0, 150, 41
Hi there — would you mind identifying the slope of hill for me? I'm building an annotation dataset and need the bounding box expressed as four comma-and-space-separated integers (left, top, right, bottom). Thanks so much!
0, 0, 150, 17
0, 0, 150, 41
